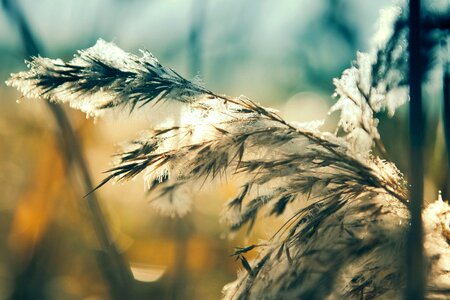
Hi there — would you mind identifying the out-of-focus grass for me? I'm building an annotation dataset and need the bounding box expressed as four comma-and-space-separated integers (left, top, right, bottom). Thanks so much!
0, 92, 248, 299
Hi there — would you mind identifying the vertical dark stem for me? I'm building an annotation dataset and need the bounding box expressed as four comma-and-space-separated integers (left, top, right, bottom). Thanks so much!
2, 1, 134, 299
443, 53, 450, 198
406, 0, 425, 299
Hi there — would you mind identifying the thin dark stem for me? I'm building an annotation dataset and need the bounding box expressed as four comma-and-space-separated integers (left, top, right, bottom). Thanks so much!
406, 0, 425, 299
355, 83, 389, 158
443, 52, 450, 198
2, 0, 134, 299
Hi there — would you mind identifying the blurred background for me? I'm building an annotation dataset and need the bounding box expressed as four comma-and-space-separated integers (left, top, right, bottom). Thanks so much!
0, 0, 447, 299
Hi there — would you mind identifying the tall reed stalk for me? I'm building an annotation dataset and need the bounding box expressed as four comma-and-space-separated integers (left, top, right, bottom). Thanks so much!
2, 1, 134, 299
406, 0, 425, 299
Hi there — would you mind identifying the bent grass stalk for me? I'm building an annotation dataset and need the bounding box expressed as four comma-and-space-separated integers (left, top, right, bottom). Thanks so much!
2, 0, 134, 299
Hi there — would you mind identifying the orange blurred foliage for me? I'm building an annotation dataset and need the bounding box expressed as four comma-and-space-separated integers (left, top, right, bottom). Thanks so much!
8, 134, 67, 261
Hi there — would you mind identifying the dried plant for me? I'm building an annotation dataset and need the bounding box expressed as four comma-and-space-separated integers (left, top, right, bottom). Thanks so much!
6, 1, 450, 299
331, 4, 448, 155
